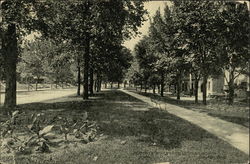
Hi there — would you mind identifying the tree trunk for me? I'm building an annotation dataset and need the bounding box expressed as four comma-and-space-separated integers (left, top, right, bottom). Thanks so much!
160, 72, 164, 97
144, 82, 147, 93
96, 73, 101, 92
89, 68, 94, 96
94, 80, 97, 91
104, 82, 107, 89
177, 74, 181, 100
96, 80, 99, 92
194, 74, 199, 104
118, 82, 120, 89
83, 33, 90, 99
228, 80, 234, 105
77, 60, 81, 96
3, 24, 18, 108
0, 81, 2, 105
228, 70, 235, 105
153, 84, 156, 94
110, 82, 113, 89
98, 77, 102, 92
27, 78, 30, 91
35, 80, 38, 91
202, 75, 208, 105
157, 84, 160, 94
140, 82, 143, 91
189, 74, 192, 97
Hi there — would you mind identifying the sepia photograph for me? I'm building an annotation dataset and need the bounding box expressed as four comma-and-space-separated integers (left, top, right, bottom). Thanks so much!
0, 0, 249, 163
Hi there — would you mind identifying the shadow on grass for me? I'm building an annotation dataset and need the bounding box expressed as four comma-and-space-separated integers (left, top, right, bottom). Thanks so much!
1, 90, 249, 164
208, 113, 249, 127
2, 90, 218, 151
131, 91, 249, 128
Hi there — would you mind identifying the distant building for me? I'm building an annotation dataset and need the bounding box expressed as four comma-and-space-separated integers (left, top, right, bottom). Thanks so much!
184, 71, 249, 98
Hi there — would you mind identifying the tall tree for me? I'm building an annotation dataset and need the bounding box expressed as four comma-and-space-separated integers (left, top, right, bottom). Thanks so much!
172, 1, 222, 105
217, 2, 249, 105
1, 0, 52, 108
105, 46, 133, 88
148, 7, 179, 97
135, 36, 158, 93
18, 40, 47, 91
1, 0, 147, 108
34, 0, 147, 99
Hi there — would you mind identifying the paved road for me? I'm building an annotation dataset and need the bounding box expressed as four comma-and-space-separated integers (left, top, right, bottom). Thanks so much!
121, 89, 249, 155
0, 88, 77, 105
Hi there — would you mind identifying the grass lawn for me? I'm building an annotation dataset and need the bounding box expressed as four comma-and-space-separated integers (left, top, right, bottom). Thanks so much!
130, 89, 249, 128
0, 90, 249, 164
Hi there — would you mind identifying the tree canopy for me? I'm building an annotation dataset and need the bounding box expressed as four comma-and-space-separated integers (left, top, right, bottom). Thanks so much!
1, 0, 147, 107
132, 1, 249, 105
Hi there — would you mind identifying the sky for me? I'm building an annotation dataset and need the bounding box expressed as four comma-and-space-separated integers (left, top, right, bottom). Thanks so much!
123, 1, 171, 51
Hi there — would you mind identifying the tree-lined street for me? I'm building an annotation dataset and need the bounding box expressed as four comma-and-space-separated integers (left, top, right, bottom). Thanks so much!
1, 89, 249, 164
0, 1, 249, 163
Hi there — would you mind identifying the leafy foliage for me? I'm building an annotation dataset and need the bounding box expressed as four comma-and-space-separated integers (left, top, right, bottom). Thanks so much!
0, 110, 98, 162
17, 38, 76, 88
26, 113, 56, 152
2, 0, 147, 106
133, 1, 249, 105
1, 111, 19, 138
104, 46, 133, 84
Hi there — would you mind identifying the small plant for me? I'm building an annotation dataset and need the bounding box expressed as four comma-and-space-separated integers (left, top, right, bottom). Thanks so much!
57, 116, 77, 142
0, 111, 99, 164
1, 137, 28, 164
57, 112, 98, 143
1, 111, 19, 138
26, 113, 56, 153
0, 111, 27, 164
73, 121, 98, 143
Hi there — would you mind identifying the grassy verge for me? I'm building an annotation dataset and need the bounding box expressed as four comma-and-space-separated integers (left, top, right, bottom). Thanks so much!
0, 90, 249, 164
130, 89, 249, 128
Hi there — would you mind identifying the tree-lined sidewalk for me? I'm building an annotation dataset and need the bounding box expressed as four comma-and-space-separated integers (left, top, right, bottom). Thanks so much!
121, 89, 249, 155
1, 0, 147, 108
130, 1, 249, 106
1, 89, 248, 164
